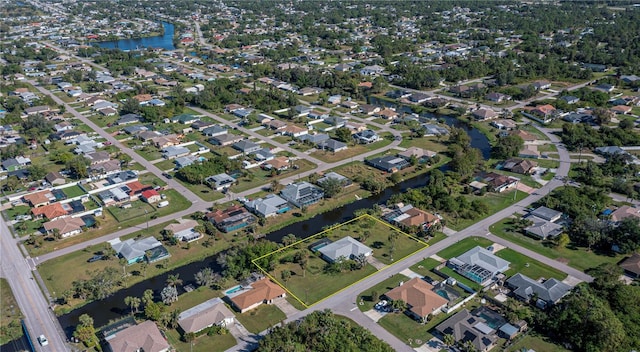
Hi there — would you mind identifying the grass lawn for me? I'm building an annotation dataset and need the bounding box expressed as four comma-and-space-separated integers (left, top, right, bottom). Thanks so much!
310, 137, 393, 163
495, 248, 567, 281
154, 159, 176, 171
357, 274, 410, 311
378, 312, 435, 348
490, 217, 622, 272
409, 258, 443, 278
5, 205, 31, 219
235, 304, 286, 334
398, 137, 448, 152
107, 201, 156, 222
438, 266, 483, 292
179, 180, 225, 202
0, 278, 23, 345
230, 159, 317, 193
538, 143, 558, 153
165, 328, 237, 352
505, 334, 568, 352
135, 146, 163, 161
437, 237, 494, 259
61, 185, 86, 198
448, 190, 529, 231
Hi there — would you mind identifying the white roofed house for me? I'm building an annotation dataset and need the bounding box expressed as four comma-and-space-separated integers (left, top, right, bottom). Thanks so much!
447, 246, 510, 286
244, 194, 292, 218
164, 219, 202, 242
280, 182, 324, 208
318, 236, 373, 263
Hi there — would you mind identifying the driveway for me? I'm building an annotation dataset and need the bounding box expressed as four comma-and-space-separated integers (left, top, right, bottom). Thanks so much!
273, 297, 299, 316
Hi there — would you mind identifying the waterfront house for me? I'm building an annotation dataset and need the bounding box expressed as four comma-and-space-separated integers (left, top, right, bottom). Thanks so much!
280, 182, 324, 208
244, 194, 291, 218
178, 297, 235, 334
228, 278, 286, 313
208, 205, 255, 233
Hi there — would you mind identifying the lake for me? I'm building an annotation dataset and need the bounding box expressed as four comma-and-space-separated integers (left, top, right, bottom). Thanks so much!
96, 22, 175, 51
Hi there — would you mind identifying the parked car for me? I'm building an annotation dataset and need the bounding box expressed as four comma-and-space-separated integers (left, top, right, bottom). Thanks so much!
87, 255, 103, 263
37, 335, 48, 346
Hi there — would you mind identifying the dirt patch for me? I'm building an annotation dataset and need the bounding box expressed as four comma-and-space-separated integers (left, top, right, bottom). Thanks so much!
556, 257, 569, 264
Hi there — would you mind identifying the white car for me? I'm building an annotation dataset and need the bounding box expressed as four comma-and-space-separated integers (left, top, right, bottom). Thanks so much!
37, 335, 49, 346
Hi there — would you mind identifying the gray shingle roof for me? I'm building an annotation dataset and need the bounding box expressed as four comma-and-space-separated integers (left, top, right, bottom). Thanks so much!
506, 273, 571, 304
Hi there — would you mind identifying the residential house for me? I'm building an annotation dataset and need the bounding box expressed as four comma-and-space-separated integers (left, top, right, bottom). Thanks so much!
397, 147, 436, 163
528, 206, 563, 222
24, 105, 51, 116
32, 203, 69, 221
595, 83, 615, 93
280, 182, 324, 208
178, 297, 235, 334
506, 273, 571, 309
509, 130, 538, 142
263, 156, 290, 171
472, 108, 498, 121
560, 95, 580, 104
2, 156, 31, 171
191, 120, 215, 131
317, 172, 352, 188
228, 278, 286, 313
105, 320, 170, 352
524, 219, 564, 239
244, 194, 291, 218
327, 95, 342, 104
353, 129, 379, 144
375, 108, 399, 120
23, 190, 56, 208
233, 140, 261, 154
345, 121, 367, 134
619, 253, 640, 279
610, 205, 640, 223
109, 236, 167, 264
45, 171, 65, 186
341, 100, 359, 110
435, 308, 500, 352
384, 204, 440, 231
293, 105, 312, 117
360, 104, 381, 115
283, 125, 308, 138
317, 139, 347, 152
483, 172, 519, 193
174, 155, 201, 169
263, 119, 287, 130
125, 181, 152, 200
318, 236, 373, 263
360, 65, 385, 76
485, 92, 511, 103
448, 246, 510, 286
151, 134, 180, 149
366, 156, 410, 173
299, 133, 330, 145
53, 121, 74, 132
162, 145, 190, 159
501, 158, 537, 175
253, 148, 275, 162
202, 125, 228, 137
205, 173, 235, 191
43, 217, 86, 238
209, 134, 243, 146
85, 151, 110, 165
208, 205, 255, 233
528, 104, 557, 124
233, 108, 253, 119
116, 113, 142, 125
90, 159, 121, 175
165, 219, 202, 242
141, 189, 161, 203
490, 119, 517, 130
171, 114, 199, 124
611, 105, 632, 115
384, 278, 448, 322
532, 81, 551, 90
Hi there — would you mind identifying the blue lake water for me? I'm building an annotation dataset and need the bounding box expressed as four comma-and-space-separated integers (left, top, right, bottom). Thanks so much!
96, 22, 175, 51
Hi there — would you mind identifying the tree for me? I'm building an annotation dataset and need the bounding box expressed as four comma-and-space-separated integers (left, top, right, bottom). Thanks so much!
124, 296, 141, 314
27, 165, 46, 182
73, 314, 97, 347
318, 177, 343, 198
282, 233, 298, 246
195, 267, 215, 287
492, 134, 524, 159
390, 299, 406, 312
144, 301, 163, 321
166, 273, 183, 287
334, 127, 353, 143
443, 334, 455, 348
554, 233, 570, 248
119, 257, 128, 277
593, 107, 614, 125
161, 285, 178, 305
281, 269, 291, 282
142, 289, 154, 305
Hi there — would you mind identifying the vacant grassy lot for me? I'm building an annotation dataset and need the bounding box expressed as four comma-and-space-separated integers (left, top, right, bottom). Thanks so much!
436, 237, 494, 259
165, 328, 236, 352
107, 201, 156, 222
504, 334, 568, 352
496, 248, 567, 280
310, 137, 394, 163
357, 274, 410, 312
409, 258, 442, 277
398, 136, 448, 152
61, 185, 86, 198
0, 278, 23, 344
490, 218, 622, 272
448, 190, 529, 231
235, 304, 286, 334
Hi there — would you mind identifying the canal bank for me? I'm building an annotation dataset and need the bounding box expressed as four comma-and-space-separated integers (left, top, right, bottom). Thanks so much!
57, 113, 491, 333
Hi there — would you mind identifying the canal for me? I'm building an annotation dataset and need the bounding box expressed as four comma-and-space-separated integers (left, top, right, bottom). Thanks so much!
95, 22, 175, 51
57, 110, 491, 333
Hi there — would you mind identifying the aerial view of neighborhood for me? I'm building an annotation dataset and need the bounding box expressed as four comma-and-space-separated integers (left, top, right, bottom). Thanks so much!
2, 0, 640, 351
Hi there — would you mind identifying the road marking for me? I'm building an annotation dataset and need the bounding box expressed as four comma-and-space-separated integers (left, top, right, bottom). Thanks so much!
350, 307, 358, 311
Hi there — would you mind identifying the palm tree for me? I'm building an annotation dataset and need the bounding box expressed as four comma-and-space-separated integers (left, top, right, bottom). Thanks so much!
443, 334, 455, 348
142, 289, 154, 305
194, 267, 214, 287
166, 273, 182, 288
161, 285, 178, 305
124, 296, 141, 314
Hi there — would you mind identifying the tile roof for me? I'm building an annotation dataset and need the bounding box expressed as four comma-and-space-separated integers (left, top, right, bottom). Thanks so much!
230, 278, 285, 311
385, 278, 448, 317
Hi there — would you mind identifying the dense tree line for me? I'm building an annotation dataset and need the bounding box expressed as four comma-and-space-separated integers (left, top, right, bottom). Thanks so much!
258, 310, 394, 352
176, 155, 242, 185
216, 241, 280, 279
560, 123, 640, 151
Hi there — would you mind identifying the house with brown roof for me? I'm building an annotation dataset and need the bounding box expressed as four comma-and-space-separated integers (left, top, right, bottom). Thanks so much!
105, 320, 170, 352
45, 171, 65, 186
483, 172, 519, 193
151, 134, 180, 149
620, 253, 640, 279
502, 158, 538, 175
385, 278, 448, 322
263, 156, 290, 171
610, 205, 640, 223
375, 108, 399, 120
472, 108, 498, 121
125, 181, 152, 200
207, 205, 255, 233
228, 278, 286, 313
43, 217, 85, 238
397, 147, 437, 163
23, 190, 56, 207
283, 125, 308, 138
32, 202, 68, 221
178, 297, 235, 334
383, 203, 440, 231
164, 219, 201, 242
509, 130, 538, 142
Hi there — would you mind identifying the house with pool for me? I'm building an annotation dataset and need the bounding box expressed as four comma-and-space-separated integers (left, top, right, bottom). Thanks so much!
226, 278, 286, 313
384, 277, 449, 322
447, 246, 510, 286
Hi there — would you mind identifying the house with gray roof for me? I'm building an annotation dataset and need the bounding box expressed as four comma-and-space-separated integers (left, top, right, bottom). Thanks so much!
354, 129, 379, 144
524, 218, 564, 239
205, 173, 235, 191
317, 172, 352, 187
233, 140, 261, 154
123, 125, 148, 135
527, 206, 562, 222
448, 246, 510, 286
317, 139, 347, 152
318, 236, 372, 263
253, 148, 275, 161
435, 308, 500, 352
280, 181, 324, 208
109, 236, 167, 264
174, 155, 203, 169
209, 134, 243, 146
117, 113, 142, 125
366, 155, 410, 173
202, 125, 227, 137
506, 273, 571, 309
162, 145, 190, 159
298, 133, 330, 144
178, 297, 235, 334
244, 194, 291, 217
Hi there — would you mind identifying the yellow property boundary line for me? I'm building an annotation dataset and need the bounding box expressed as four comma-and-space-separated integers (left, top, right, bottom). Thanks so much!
252, 214, 429, 308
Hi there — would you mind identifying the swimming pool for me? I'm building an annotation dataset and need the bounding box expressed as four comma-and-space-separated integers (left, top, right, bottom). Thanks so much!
435, 289, 450, 300
225, 285, 243, 295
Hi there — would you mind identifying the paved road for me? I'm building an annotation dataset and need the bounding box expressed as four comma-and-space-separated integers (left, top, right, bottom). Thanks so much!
0, 218, 69, 352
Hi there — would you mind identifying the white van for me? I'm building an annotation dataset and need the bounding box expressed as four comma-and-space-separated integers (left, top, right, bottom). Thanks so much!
157, 201, 169, 208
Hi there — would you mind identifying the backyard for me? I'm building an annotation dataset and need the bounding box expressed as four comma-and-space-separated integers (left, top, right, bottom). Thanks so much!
357, 273, 410, 312
235, 304, 286, 334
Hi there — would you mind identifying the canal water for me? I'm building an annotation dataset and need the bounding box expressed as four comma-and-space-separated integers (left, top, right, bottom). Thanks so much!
96, 22, 175, 51
57, 109, 491, 333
